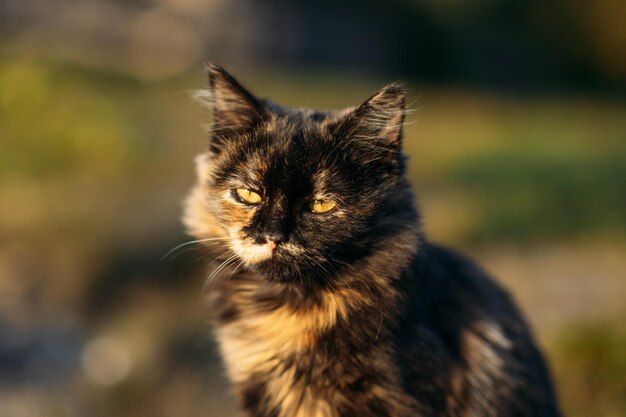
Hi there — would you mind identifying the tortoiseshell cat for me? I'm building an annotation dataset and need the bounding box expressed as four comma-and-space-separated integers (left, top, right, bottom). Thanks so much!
183, 64, 561, 417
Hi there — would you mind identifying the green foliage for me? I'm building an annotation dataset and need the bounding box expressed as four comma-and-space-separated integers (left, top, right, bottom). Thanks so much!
553, 321, 626, 417
450, 149, 626, 243
0, 53, 154, 180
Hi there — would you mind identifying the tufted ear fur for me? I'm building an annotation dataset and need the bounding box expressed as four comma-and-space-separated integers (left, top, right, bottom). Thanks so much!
200, 64, 265, 153
332, 82, 407, 152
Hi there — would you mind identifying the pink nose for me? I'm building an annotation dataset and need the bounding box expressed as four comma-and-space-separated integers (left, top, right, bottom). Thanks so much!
267, 241, 277, 251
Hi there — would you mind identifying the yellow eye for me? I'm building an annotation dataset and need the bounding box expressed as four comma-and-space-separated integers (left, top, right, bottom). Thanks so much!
235, 188, 262, 205
311, 199, 336, 213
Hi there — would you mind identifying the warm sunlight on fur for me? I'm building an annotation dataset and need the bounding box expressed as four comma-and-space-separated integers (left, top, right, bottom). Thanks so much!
229, 232, 274, 264
181, 64, 562, 417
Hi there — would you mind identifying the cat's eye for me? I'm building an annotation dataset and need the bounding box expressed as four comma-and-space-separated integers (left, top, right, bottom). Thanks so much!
311, 199, 336, 213
234, 188, 262, 205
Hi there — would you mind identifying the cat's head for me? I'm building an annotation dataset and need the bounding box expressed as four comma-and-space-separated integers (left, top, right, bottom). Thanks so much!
184, 64, 418, 285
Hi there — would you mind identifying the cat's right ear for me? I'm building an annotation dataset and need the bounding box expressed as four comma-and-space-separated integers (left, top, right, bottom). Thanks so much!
202, 64, 265, 153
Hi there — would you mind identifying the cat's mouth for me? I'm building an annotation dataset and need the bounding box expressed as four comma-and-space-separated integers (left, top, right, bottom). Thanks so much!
229, 237, 316, 283
231, 239, 276, 264
230, 236, 299, 264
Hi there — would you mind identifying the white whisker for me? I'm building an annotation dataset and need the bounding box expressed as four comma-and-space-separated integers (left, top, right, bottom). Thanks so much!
161, 237, 229, 261
204, 254, 239, 287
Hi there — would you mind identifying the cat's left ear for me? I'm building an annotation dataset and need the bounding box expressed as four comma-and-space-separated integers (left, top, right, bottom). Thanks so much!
332, 82, 407, 151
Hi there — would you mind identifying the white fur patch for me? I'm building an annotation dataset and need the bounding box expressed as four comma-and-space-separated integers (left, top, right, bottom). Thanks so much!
228, 228, 274, 264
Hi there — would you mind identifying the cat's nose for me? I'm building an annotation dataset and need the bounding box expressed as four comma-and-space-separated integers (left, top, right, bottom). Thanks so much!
261, 196, 291, 245
264, 229, 288, 246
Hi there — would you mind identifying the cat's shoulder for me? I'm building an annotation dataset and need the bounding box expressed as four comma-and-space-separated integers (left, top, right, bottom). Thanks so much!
419, 242, 514, 305
409, 241, 529, 343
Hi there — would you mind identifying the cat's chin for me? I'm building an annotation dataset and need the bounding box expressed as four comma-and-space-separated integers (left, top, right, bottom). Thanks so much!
251, 259, 302, 284
250, 257, 322, 286
233, 243, 311, 284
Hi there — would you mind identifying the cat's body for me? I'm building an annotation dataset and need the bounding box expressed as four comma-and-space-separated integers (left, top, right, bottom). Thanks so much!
183, 65, 561, 417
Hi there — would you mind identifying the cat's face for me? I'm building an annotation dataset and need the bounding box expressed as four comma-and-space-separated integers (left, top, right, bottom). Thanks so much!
186, 65, 415, 284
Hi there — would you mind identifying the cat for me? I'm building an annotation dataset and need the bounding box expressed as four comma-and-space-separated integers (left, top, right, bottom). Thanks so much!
183, 64, 562, 417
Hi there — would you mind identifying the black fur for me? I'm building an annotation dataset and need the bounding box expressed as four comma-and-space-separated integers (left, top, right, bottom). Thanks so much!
183, 64, 562, 417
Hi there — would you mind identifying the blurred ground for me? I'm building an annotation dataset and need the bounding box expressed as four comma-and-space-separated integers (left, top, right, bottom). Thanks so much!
1, 1, 625, 416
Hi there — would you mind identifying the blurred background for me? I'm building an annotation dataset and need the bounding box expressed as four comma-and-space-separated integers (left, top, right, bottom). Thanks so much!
0, 0, 625, 416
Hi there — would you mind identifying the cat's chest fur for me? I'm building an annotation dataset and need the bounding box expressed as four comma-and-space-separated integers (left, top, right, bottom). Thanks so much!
212, 277, 414, 417
215, 280, 347, 381
216, 308, 335, 417
214, 278, 350, 416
